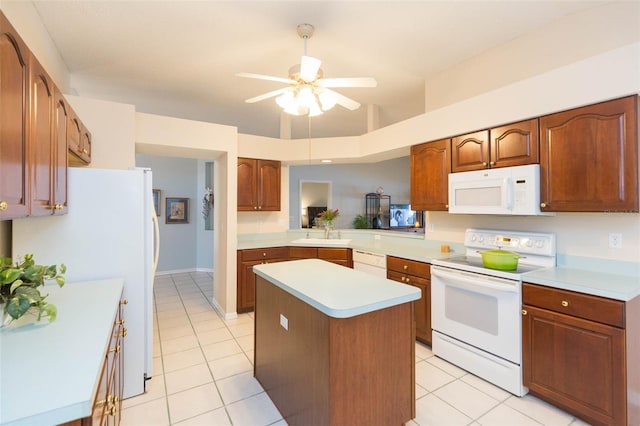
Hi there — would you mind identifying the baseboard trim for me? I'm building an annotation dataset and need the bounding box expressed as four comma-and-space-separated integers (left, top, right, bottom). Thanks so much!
155, 268, 214, 276
211, 297, 238, 320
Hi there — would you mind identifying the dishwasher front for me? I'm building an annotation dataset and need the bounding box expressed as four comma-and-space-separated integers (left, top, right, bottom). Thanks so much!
352, 249, 387, 277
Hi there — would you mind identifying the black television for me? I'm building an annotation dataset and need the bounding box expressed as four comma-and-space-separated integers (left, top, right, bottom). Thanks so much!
390, 204, 417, 228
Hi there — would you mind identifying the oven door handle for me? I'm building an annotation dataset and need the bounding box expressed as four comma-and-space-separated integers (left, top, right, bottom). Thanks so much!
432, 267, 518, 294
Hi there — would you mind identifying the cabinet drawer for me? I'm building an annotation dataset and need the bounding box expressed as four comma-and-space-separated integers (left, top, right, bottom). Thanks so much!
387, 256, 430, 277
387, 270, 429, 287
289, 247, 318, 258
318, 248, 351, 261
523, 283, 624, 328
240, 247, 288, 261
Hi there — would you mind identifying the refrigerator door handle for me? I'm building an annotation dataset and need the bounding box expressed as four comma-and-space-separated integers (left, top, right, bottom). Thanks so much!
151, 210, 160, 276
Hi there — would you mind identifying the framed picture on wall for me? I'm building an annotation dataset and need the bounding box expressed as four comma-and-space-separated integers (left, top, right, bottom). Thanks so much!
152, 189, 161, 216
166, 197, 190, 224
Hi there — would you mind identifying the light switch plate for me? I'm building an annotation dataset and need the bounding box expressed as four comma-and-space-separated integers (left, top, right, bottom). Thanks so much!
280, 314, 288, 330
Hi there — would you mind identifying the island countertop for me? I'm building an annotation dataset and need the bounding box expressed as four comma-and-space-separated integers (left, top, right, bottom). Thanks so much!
253, 258, 421, 318
0, 279, 124, 426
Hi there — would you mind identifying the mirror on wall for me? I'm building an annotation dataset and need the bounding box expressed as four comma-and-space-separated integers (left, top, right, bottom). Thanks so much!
300, 180, 332, 228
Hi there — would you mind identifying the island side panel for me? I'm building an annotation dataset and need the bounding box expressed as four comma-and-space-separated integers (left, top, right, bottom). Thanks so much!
328, 302, 415, 425
254, 275, 330, 426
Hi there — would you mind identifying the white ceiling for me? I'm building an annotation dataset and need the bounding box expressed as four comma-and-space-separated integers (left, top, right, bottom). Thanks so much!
31, 0, 608, 139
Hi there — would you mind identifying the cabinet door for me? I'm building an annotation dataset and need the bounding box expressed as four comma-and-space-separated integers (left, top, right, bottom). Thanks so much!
410, 139, 450, 211
387, 270, 430, 344
80, 125, 92, 164
0, 13, 29, 220
451, 130, 489, 172
67, 109, 83, 164
489, 119, 539, 168
29, 58, 54, 217
539, 96, 638, 212
237, 157, 258, 211
257, 159, 281, 211
53, 89, 68, 214
522, 305, 625, 425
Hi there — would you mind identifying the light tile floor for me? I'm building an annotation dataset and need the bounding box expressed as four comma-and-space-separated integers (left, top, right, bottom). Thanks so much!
121, 272, 591, 426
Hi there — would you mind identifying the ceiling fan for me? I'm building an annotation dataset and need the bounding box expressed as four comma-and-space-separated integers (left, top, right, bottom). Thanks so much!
237, 23, 377, 116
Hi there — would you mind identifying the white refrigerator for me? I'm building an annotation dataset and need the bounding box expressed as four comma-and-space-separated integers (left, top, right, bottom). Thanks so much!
12, 167, 160, 399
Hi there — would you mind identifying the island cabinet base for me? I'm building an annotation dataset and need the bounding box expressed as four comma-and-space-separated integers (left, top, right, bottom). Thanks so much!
254, 275, 415, 426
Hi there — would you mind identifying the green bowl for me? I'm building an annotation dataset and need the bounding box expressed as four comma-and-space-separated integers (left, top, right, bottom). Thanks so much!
478, 249, 521, 271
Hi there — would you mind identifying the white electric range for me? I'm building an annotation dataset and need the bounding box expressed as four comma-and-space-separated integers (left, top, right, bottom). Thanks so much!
430, 229, 556, 396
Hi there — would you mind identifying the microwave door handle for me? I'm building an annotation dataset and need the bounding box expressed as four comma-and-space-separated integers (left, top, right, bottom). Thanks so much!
432, 267, 518, 293
503, 178, 514, 210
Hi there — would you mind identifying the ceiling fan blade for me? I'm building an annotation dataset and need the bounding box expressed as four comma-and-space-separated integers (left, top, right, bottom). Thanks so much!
236, 72, 296, 85
325, 89, 361, 111
317, 77, 378, 88
245, 88, 289, 104
299, 56, 322, 82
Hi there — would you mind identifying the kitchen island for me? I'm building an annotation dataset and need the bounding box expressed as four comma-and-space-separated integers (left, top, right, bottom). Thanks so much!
253, 259, 421, 426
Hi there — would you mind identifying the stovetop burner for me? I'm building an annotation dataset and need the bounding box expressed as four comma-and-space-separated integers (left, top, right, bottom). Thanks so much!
431, 229, 556, 280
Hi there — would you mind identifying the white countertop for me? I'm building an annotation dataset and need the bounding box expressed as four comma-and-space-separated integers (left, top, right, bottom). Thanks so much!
523, 267, 640, 301
0, 279, 124, 426
253, 259, 421, 318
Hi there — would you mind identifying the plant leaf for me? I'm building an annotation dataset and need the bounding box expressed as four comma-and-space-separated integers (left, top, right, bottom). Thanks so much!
6, 294, 31, 319
0, 269, 22, 284
9, 280, 24, 294
43, 304, 57, 322
15, 286, 41, 303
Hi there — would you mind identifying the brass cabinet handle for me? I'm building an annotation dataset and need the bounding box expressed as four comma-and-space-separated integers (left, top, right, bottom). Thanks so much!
482, 162, 487, 166
258, 206, 262, 210
107, 405, 117, 416
400, 276, 405, 282
116, 319, 125, 325
405, 278, 411, 283
120, 299, 128, 305
109, 345, 121, 353
540, 202, 547, 208
0, 201, 8, 211
254, 206, 257, 210
445, 204, 449, 208
120, 327, 128, 338
83, 149, 88, 154
263, 252, 267, 257
403, 265, 408, 270
561, 300, 569, 307
490, 161, 496, 166
522, 309, 528, 315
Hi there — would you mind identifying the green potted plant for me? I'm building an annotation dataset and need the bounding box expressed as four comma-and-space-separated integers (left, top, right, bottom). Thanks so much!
352, 214, 369, 229
0, 254, 66, 325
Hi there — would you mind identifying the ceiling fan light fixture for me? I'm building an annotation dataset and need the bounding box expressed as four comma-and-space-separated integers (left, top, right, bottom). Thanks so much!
318, 90, 338, 111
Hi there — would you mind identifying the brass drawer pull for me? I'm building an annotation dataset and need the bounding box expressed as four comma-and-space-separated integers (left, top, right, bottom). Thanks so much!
116, 319, 125, 325
109, 345, 121, 353
540, 202, 547, 208
120, 327, 128, 338
0, 201, 8, 211
403, 265, 408, 270
107, 405, 117, 416
522, 309, 527, 315
120, 299, 128, 305
561, 300, 569, 307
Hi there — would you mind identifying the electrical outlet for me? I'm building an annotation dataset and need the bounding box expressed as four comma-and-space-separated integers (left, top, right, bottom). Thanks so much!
609, 233, 623, 248
279, 314, 289, 330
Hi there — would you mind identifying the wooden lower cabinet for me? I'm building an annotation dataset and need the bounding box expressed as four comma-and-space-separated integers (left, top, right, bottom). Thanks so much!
59, 297, 125, 426
387, 256, 431, 345
522, 283, 640, 426
237, 247, 288, 312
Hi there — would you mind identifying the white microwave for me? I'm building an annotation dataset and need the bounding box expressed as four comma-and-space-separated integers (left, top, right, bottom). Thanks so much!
448, 164, 550, 215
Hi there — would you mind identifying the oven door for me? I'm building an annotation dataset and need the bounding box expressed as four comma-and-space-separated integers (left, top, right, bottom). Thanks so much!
431, 265, 521, 364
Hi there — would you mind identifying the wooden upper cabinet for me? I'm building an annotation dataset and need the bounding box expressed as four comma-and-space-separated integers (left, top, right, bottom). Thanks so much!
53, 89, 68, 214
410, 139, 450, 211
237, 157, 281, 211
257, 159, 281, 211
29, 57, 55, 217
0, 12, 30, 220
451, 130, 489, 172
451, 120, 539, 172
67, 107, 91, 166
539, 96, 639, 212
490, 118, 539, 168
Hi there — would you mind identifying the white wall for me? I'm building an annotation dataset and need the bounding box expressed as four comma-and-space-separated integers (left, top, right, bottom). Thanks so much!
196, 160, 214, 271
136, 155, 199, 273
67, 96, 136, 169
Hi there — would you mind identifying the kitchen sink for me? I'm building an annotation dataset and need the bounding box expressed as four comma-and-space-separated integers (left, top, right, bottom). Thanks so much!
290, 238, 352, 245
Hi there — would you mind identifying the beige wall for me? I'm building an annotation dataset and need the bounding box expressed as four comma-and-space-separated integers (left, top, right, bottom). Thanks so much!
424, 2, 640, 112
